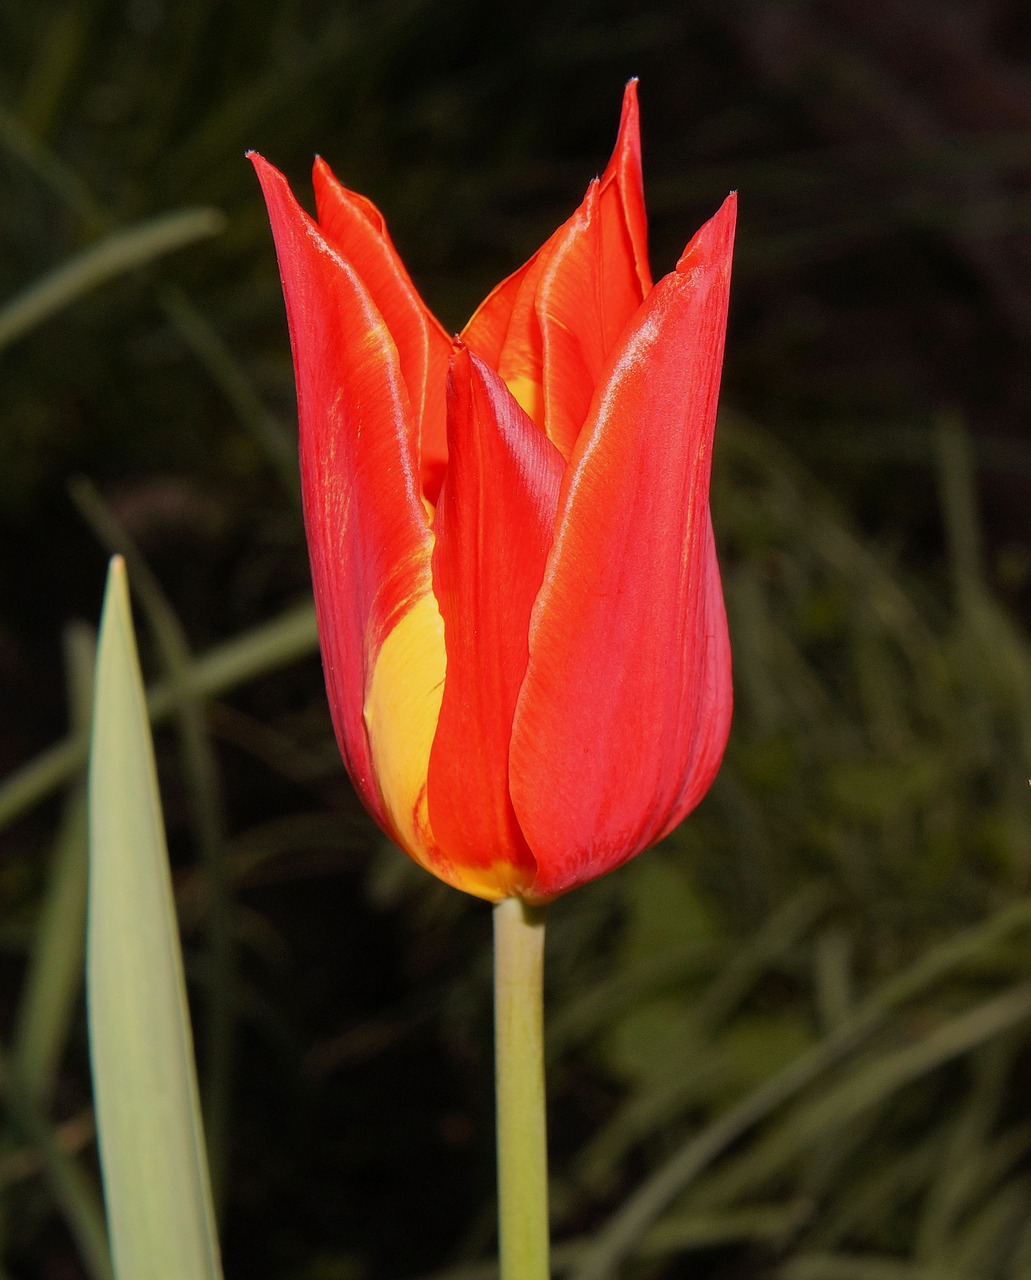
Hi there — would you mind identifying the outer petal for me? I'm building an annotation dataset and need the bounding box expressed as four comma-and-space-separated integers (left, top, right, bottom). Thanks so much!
251, 153, 445, 854
509, 193, 737, 899
312, 158, 453, 504
427, 349, 564, 899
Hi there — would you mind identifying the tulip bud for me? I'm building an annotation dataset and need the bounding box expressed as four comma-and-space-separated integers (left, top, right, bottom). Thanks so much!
251, 81, 734, 902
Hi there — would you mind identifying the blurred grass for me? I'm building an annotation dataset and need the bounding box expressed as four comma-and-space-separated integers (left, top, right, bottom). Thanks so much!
5, 1, 1031, 1278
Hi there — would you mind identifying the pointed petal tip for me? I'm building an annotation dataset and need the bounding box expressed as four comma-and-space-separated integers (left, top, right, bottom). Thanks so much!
247, 149, 275, 174
614, 80, 641, 154
676, 191, 737, 275
713, 190, 738, 242
446, 340, 474, 394
597, 80, 642, 189
248, 151, 295, 206
311, 154, 335, 185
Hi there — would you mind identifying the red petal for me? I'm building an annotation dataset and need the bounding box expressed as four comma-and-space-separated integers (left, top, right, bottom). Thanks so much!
428, 349, 565, 894
251, 153, 435, 835
461, 253, 540, 367
600, 79, 652, 299
461, 81, 653, 459
461, 250, 550, 426
312, 158, 453, 505
510, 194, 736, 899
537, 81, 654, 458
533, 182, 608, 458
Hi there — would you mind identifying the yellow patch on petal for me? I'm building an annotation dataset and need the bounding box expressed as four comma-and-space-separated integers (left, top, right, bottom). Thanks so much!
504, 374, 543, 425
364, 589, 537, 904
445, 860, 535, 903
364, 588, 447, 864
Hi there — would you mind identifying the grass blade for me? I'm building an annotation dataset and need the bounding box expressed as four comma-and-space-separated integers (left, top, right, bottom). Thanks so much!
86, 557, 222, 1280
12, 623, 94, 1108
0, 600, 317, 831
0, 208, 225, 352
0, 1047, 111, 1280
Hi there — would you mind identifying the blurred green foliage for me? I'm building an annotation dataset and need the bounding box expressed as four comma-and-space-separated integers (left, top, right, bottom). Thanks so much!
4, 1, 1031, 1278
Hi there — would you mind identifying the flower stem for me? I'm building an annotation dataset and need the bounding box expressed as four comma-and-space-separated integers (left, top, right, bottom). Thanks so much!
493, 895, 549, 1280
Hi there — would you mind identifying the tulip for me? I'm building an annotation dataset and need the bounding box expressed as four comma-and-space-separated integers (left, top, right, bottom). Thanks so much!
250, 81, 734, 905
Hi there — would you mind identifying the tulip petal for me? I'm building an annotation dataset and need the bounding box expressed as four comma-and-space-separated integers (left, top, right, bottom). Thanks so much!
461, 254, 539, 368
601, 79, 652, 300
462, 252, 548, 425
510, 194, 736, 899
461, 81, 651, 452
428, 348, 565, 898
312, 158, 453, 505
533, 183, 607, 458
251, 153, 443, 844
536, 81, 654, 458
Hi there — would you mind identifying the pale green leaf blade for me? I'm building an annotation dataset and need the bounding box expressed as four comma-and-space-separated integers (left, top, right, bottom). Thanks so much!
86, 556, 223, 1280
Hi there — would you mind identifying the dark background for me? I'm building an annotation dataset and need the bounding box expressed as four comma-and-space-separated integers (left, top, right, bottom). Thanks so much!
4, 2, 1031, 1277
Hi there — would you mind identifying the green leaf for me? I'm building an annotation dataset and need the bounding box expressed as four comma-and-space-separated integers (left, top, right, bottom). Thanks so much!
86, 557, 223, 1280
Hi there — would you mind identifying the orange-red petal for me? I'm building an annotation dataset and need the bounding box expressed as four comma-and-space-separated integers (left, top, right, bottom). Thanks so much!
537, 81, 653, 458
461, 252, 541, 369
312, 158, 453, 505
461, 249, 549, 425
461, 81, 651, 454
250, 152, 436, 838
427, 348, 564, 897
598, 79, 652, 299
509, 194, 737, 899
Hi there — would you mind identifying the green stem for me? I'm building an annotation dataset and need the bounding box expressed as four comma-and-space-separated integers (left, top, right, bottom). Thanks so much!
493, 896, 549, 1280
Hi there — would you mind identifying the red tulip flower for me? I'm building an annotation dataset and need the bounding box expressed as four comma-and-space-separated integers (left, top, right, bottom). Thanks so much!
251, 82, 734, 904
